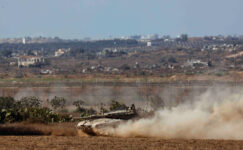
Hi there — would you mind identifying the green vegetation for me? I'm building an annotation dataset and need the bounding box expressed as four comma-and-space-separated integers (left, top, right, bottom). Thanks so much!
0, 96, 133, 124
109, 100, 128, 111
19, 96, 42, 108
79, 108, 97, 117
168, 56, 177, 63
49, 96, 66, 111
0, 50, 12, 58
72, 100, 97, 117
73, 100, 84, 109
215, 72, 224, 77
0, 96, 71, 124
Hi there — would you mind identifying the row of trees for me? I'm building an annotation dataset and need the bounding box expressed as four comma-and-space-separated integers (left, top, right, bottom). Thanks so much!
0, 96, 72, 124
0, 96, 130, 124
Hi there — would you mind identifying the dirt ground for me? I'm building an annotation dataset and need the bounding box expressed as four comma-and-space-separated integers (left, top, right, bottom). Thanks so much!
0, 136, 243, 150
0, 123, 243, 150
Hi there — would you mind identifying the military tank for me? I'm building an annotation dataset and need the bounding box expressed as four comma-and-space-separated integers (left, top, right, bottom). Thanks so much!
77, 104, 137, 135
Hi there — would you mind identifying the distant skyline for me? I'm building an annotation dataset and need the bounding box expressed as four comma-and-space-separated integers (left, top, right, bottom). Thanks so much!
0, 0, 243, 39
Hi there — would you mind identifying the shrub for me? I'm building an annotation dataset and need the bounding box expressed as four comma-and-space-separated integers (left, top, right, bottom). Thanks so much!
109, 100, 128, 111
168, 56, 177, 63
215, 72, 223, 77
19, 96, 42, 108
23, 107, 71, 123
120, 64, 130, 70
73, 99, 86, 114
87, 108, 96, 115
0, 109, 23, 123
73, 100, 84, 108
0, 97, 15, 110
0, 50, 12, 57
0, 96, 71, 124
49, 96, 66, 111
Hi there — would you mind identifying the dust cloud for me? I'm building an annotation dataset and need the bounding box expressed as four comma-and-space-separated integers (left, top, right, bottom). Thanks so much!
107, 86, 243, 140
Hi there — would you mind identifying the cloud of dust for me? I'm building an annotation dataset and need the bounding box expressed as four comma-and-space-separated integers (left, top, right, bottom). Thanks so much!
106, 86, 243, 140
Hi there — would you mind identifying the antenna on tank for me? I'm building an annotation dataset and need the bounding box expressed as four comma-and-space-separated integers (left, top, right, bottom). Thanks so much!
233, 42, 237, 90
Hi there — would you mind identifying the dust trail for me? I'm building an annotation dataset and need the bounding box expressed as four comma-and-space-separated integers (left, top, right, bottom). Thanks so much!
107, 87, 243, 140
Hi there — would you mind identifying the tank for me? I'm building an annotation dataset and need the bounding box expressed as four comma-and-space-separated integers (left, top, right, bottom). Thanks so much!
77, 104, 137, 135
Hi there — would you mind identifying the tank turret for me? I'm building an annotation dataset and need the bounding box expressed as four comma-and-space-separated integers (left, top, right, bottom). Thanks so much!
77, 104, 137, 135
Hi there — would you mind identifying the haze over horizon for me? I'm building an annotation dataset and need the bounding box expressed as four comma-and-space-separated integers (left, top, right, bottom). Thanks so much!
0, 0, 243, 39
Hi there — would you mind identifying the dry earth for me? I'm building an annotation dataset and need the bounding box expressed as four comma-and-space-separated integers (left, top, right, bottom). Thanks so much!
1, 123, 243, 150
1, 136, 243, 150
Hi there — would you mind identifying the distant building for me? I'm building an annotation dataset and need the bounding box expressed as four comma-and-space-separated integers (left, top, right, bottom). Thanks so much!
22, 38, 26, 44
9, 62, 16, 66
147, 41, 152, 47
177, 34, 188, 41
40, 69, 53, 75
184, 59, 207, 68
17, 56, 45, 67
55, 49, 65, 57
33, 51, 38, 56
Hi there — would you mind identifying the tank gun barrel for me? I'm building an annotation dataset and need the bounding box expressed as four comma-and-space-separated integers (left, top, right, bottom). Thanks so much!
76, 106, 137, 121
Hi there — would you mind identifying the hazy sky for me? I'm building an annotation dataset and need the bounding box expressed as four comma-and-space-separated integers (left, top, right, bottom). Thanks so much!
0, 0, 242, 39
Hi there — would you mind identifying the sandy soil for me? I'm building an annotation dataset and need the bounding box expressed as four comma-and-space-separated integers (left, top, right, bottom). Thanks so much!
0, 136, 243, 150
1, 123, 243, 150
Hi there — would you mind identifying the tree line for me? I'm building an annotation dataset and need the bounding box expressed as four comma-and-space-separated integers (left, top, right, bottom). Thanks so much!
0, 96, 129, 124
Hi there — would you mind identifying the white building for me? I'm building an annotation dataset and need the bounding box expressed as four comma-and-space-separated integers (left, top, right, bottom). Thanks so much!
40, 69, 53, 74
184, 59, 207, 68
22, 38, 26, 44
17, 56, 45, 67
55, 49, 65, 57
147, 41, 152, 47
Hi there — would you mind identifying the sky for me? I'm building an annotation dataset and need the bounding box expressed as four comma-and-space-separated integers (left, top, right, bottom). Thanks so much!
0, 0, 243, 39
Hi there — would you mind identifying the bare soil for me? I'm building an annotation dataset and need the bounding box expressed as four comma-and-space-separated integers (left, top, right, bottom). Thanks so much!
1, 136, 243, 150
1, 123, 243, 150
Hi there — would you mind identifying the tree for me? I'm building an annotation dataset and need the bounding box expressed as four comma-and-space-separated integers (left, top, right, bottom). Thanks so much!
73, 100, 84, 108
0, 96, 71, 123
19, 96, 42, 108
70, 48, 85, 57
72, 100, 97, 117
208, 60, 213, 67
50, 96, 66, 110
168, 56, 177, 63
27, 50, 35, 56
0, 97, 15, 110
73, 100, 85, 112
120, 64, 130, 70
100, 103, 108, 114
0, 50, 12, 57
109, 100, 128, 111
